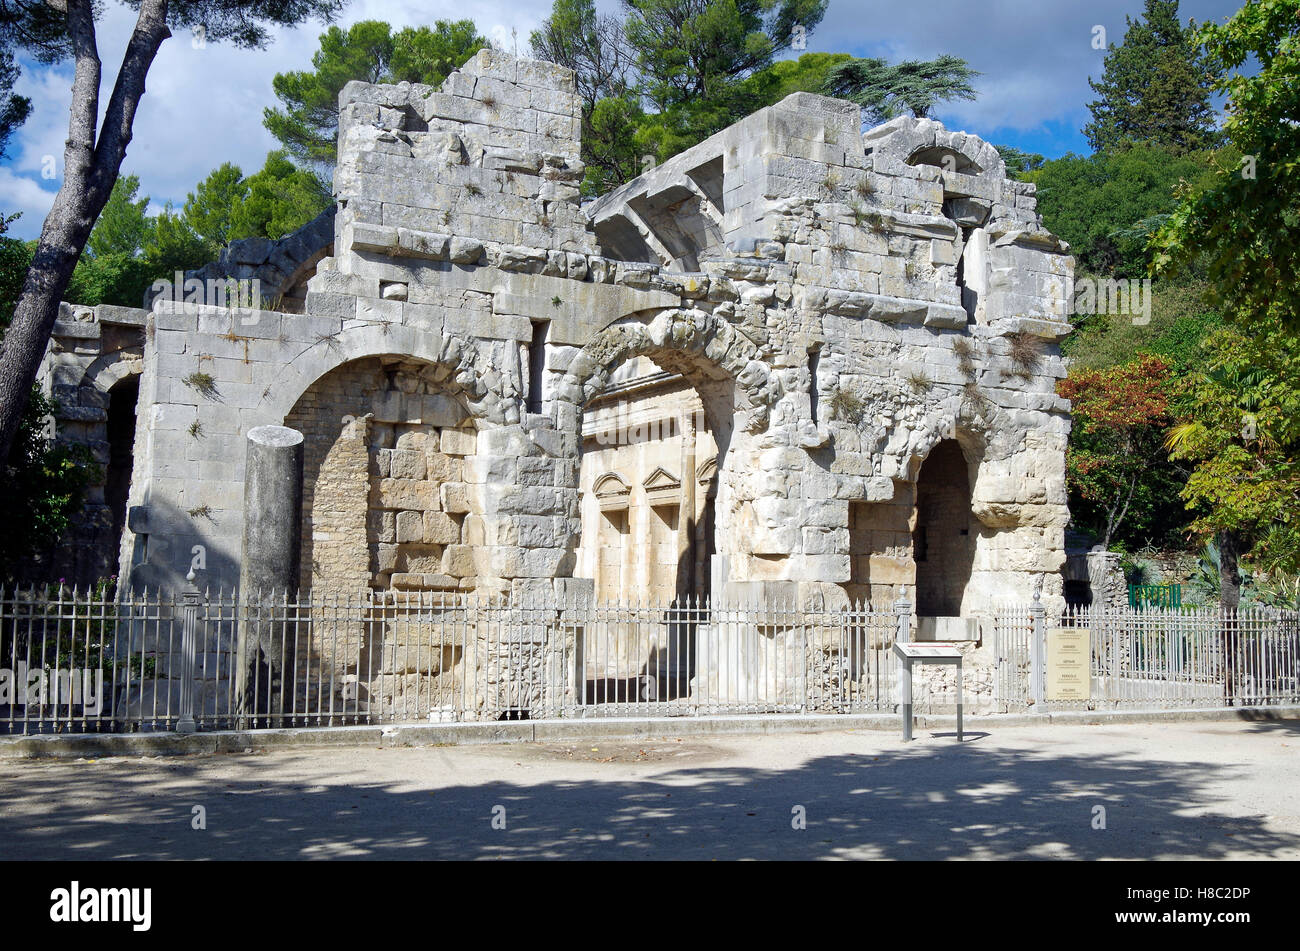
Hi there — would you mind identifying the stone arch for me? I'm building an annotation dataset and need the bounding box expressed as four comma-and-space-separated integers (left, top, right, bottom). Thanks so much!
901, 390, 1018, 485
865, 115, 1006, 184
83, 348, 144, 394
285, 350, 492, 594
155, 207, 336, 314
592, 472, 632, 499
908, 145, 983, 175
563, 308, 777, 612
260, 323, 510, 429
556, 308, 777, 434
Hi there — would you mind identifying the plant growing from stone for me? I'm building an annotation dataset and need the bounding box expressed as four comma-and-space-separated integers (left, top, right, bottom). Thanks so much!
182, 371, 219, 400
952, 336, 977, 375
1006, 331, 1042, 375
906, 370, 931, 393
315, 331, 344, 352
962, 380, 988, 407
187, 504, 214, 521
187, 420, 203, 439
828, 387, 867, 425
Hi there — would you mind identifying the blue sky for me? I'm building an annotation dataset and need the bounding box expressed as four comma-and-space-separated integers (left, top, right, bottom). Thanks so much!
1, 0, 1245, 240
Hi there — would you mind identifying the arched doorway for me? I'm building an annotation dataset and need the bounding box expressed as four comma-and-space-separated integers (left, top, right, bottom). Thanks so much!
570, 340, 739, 706
913, 439, 976, 616
575, 356, 722, 605
283, 355, 483, 594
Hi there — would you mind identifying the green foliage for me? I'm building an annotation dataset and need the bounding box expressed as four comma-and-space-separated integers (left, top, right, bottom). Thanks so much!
147, 203, 214, 281
264, 19, 488, 167
625, 0, 826, 110
227, 151, 332, 241
388, 22, 490, 85
0, 387, 96, 585
1057, 355, 1189, 550
822, 54, 978, 124
1150, 0, 1300, 334
182, 371, 219, 400
1165, 318, 1300, 576
763, 51, 852, 100
1084, 0, 1220, 155
1063, 278, 1223, 373
64, 172, 232, 308
994, 144, 1044, 179
1025, 145, 1215, 277
85, 174, 151, 259
0, 211, 33, 327
581, 94, 646, 194
0, 47, 31, 160
534, 0, 829, 191
183, 162, 247, 248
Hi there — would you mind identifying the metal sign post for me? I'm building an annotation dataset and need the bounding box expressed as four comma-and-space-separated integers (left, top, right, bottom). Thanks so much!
893, 641, 964, 741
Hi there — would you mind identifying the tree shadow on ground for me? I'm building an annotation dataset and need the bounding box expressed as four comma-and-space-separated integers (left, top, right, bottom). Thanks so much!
1232, 711, 1300, 736
2, 731, 1297, 860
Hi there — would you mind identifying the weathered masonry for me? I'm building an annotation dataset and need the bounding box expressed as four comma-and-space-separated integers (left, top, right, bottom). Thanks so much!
40, 49, 1073, 620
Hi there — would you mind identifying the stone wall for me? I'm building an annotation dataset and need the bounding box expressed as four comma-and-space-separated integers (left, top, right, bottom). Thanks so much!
33, 303, 146, 587
109, 47, 1072, 630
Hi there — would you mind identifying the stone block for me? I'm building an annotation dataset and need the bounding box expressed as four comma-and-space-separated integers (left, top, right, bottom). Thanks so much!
396, 510, 424, 542
441, 482, 472, 514
389, 449, 426, 480
377, 478, 439, 511
440, 428, 477, 456
423, 511, 460, 545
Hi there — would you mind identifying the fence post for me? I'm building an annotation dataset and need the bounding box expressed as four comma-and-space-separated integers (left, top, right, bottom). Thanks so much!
894, 588, 911, 645
1030, 588, 1046, 711
894, 588, 912, 737
176, 573, 200, 734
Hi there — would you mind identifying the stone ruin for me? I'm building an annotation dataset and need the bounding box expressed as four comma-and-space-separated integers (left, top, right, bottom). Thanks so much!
37, 50, 1074, 715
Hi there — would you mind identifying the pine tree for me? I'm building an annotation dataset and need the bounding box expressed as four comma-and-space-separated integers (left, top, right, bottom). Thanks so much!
1084, 0, 1220, 155
264, 20, 488, 168
823, 54, 979, 125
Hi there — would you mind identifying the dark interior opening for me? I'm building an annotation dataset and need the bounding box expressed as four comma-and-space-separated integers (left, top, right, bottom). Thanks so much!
913, 440, 976, 616
106, 376, 139, 552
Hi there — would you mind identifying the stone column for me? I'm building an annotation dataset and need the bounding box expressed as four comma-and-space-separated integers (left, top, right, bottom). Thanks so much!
235, 425, 304, 723
678, 412, 697, 600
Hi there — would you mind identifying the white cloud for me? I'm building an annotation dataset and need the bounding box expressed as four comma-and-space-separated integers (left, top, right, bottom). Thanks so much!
2, 0, 553, 238
0, 0, 1242, 240
0, 165, 59, 231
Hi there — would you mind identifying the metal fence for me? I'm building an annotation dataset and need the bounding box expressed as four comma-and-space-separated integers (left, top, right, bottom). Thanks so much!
3, 587, 1296, 735
1, 587, 908, 734
996, 601, 1300, 711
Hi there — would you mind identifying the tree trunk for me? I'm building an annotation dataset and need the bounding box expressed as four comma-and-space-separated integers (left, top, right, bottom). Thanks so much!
0, 0, 170, 462
1218, 528, 1242, 705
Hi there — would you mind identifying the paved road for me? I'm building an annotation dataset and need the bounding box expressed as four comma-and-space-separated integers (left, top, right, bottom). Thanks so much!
1, 719, 1298, 860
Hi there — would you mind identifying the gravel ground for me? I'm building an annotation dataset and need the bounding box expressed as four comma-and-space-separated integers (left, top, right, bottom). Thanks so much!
1, 719, 1297, 860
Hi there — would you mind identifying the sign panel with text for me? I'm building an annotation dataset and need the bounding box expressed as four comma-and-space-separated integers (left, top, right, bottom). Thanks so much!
1046, 627, 1091, 701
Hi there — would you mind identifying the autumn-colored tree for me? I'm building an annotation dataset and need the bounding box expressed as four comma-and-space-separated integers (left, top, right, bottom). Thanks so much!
1057, 354, 1182, 549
